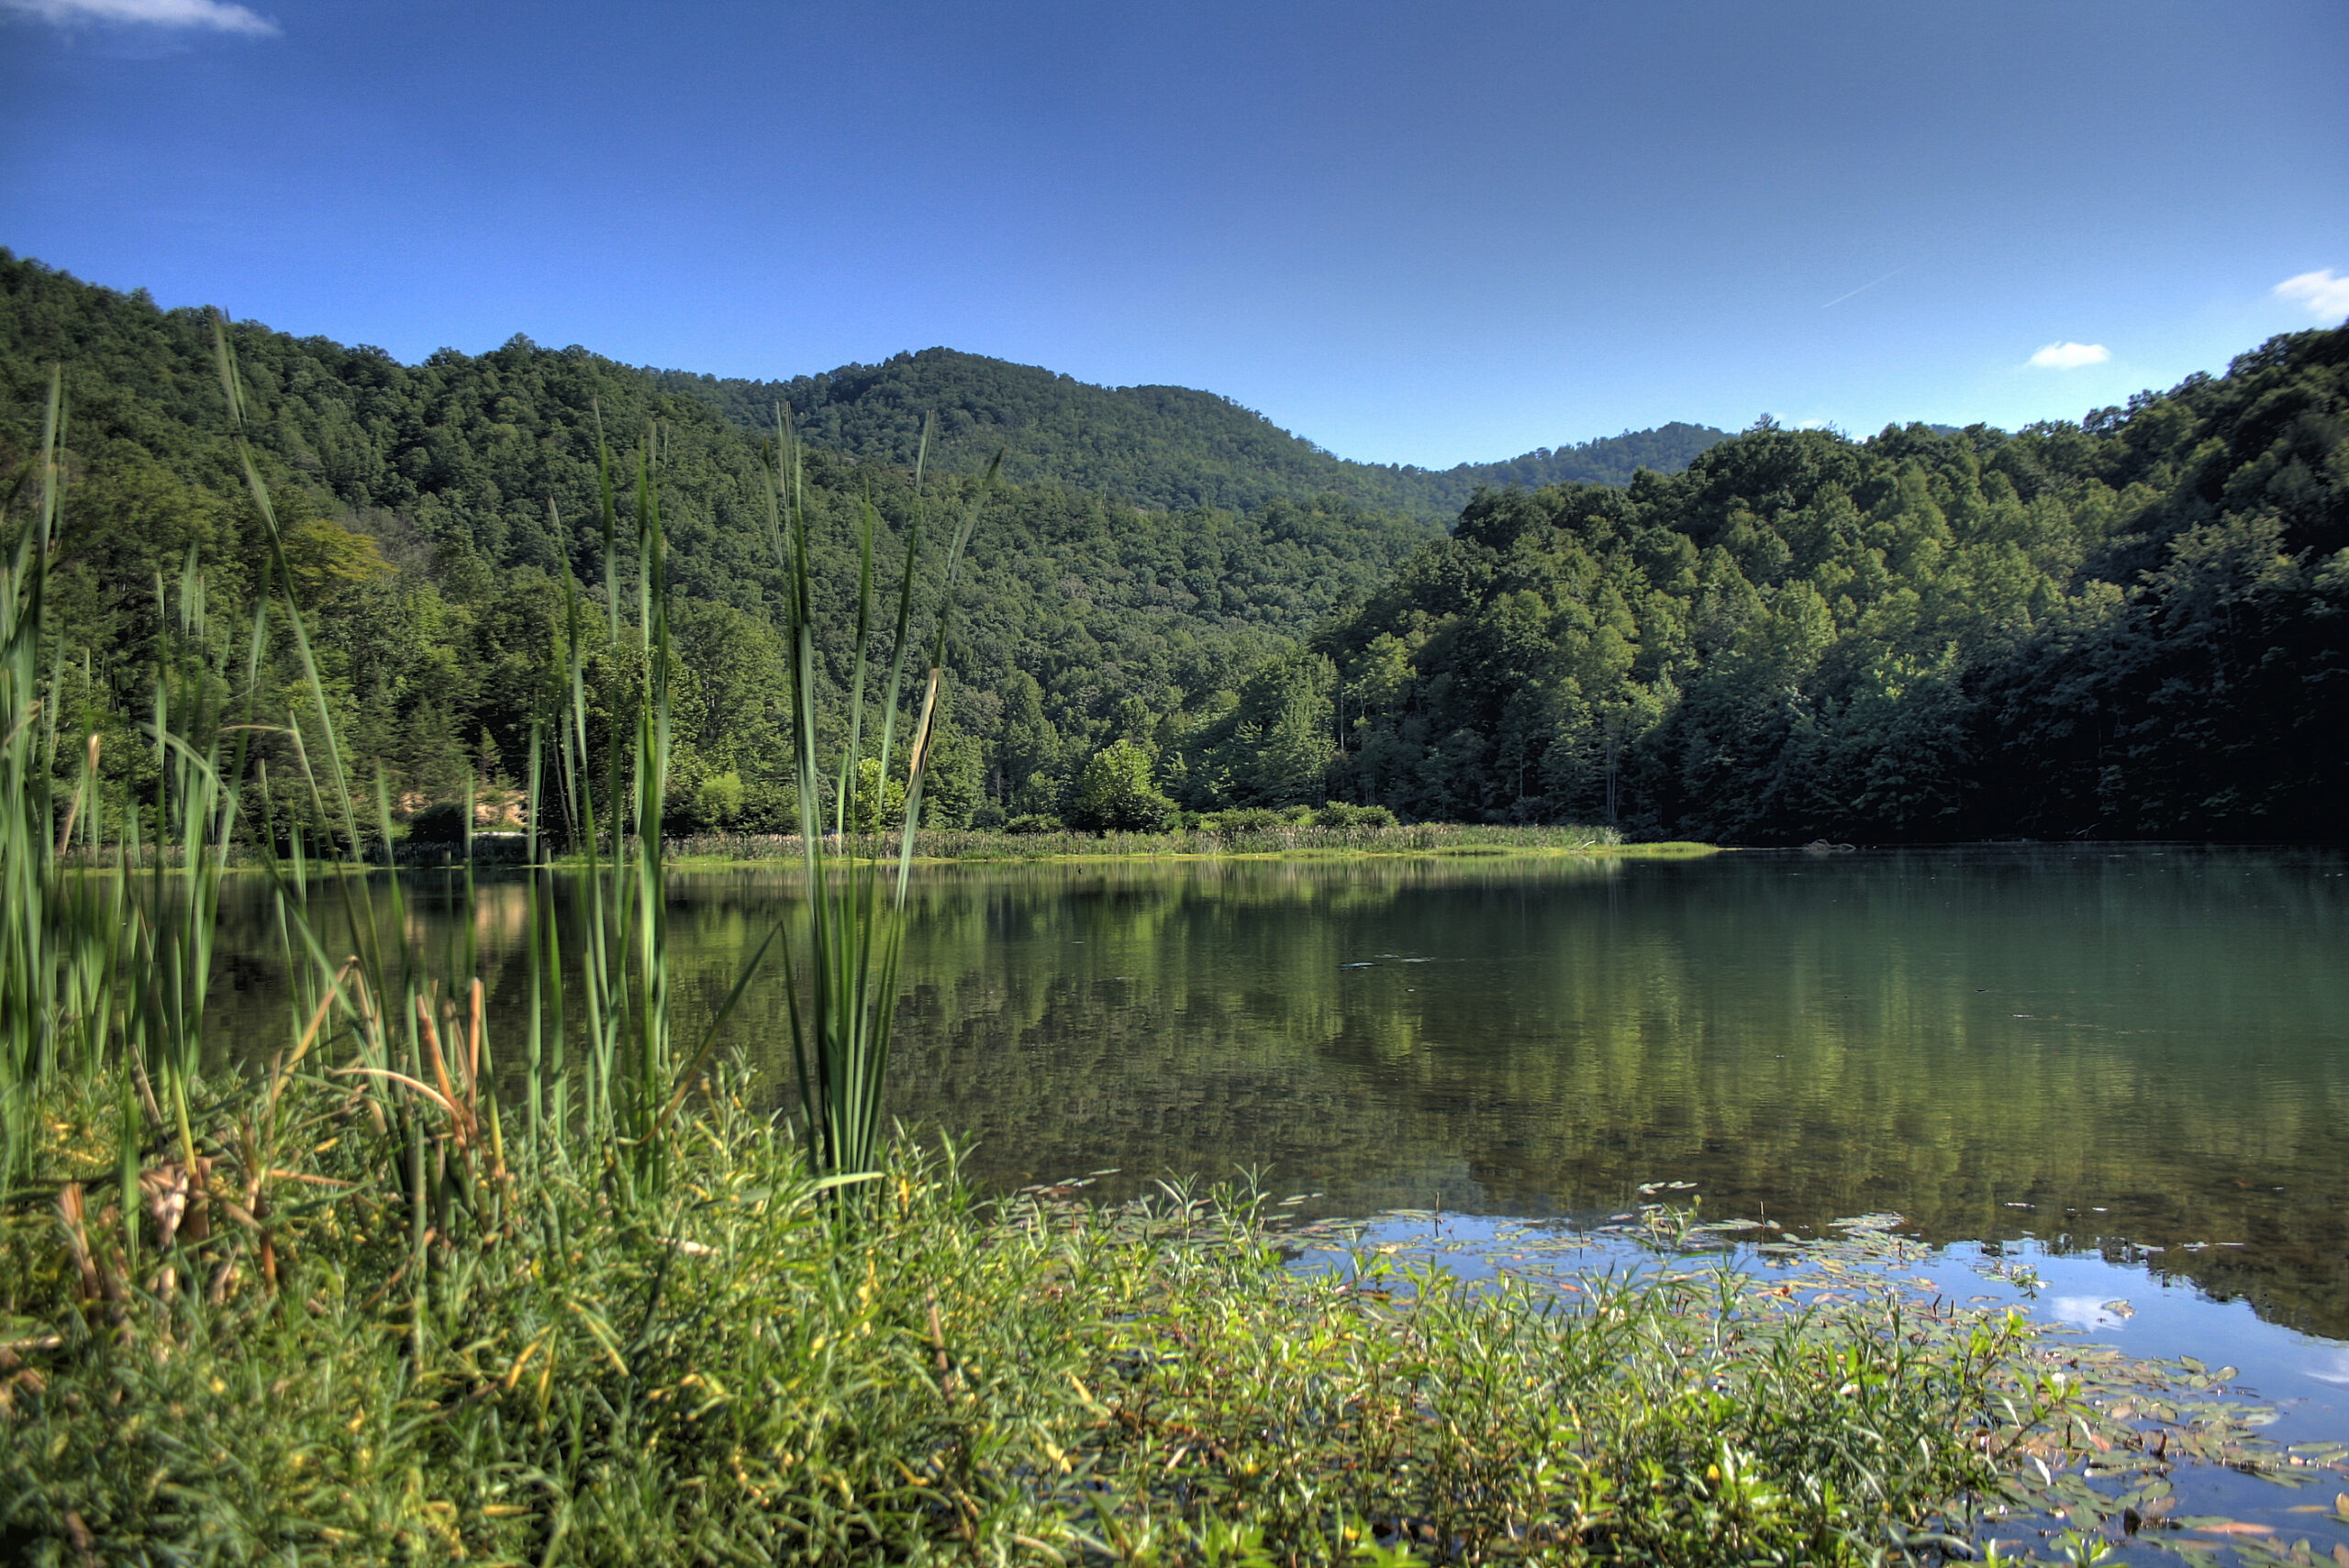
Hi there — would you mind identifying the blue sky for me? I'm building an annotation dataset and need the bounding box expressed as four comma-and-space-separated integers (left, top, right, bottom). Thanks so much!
4, 1, 2345, 468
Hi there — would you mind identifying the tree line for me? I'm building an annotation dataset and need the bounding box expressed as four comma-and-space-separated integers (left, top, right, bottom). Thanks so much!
4, 248, 2340, 843
658, 346, 1726, 522
1313, 331, 2346, 840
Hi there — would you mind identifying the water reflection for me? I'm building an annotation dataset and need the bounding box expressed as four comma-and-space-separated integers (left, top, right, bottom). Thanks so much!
206, 846, 2349, 1335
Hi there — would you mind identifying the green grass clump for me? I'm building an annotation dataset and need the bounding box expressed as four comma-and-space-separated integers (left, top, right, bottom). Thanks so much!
2, 1067, 2083, 1567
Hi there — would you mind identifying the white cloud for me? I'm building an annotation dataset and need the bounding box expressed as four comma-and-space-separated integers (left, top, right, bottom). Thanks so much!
2274, 269, 2349, 320
2028, 341, 2111, 370
2, 0, 277, 33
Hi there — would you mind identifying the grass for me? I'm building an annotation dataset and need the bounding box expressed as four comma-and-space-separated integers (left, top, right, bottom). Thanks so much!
759, 409, 991, 1191
663, 823, 1721, 865
0, 366, 68, 1188
1, 1062, 2121, 1567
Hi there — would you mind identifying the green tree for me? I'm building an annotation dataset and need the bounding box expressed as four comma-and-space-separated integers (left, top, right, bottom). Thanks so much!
1064, 740, 1175, 833
848, 756, 908, 835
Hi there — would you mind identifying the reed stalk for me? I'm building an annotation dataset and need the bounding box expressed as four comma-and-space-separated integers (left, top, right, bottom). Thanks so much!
764, 408, 994, 1194
0, 366, 66, 1186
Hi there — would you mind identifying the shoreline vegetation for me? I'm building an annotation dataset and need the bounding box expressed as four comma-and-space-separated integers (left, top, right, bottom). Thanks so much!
3, 1062, 2237, 1568
0, 339, 2307, 1566
666, 822, 1717, 865
58, 822, 1721, 870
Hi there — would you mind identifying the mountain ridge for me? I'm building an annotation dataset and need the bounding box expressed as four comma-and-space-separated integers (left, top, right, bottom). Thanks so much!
651, 345, 1728, 520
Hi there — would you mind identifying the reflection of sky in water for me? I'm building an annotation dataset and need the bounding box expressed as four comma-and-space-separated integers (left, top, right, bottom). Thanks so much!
1917, 1244, 2346, 1440
2049, 1295, 2131, 1331
1315, 1218, 2349, 1441
1312, 1215, 2349, 1550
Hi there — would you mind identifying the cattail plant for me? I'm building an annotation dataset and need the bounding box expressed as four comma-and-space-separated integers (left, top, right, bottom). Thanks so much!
0, 368, 67, 1185
764, 407, 994, 1196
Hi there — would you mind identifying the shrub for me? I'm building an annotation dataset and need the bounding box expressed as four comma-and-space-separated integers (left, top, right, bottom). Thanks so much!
402, 801, 467, 843
1064, 740, 1178, 833
1004, 812, 1063, 834
1314, 801, 1398, 828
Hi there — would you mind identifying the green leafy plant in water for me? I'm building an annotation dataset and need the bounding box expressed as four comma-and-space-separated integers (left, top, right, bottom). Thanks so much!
0, 1067, 2122, 1566
763, 406, 994, 1195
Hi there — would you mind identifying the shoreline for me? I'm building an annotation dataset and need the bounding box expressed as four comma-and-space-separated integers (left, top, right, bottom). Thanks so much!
50, 836, 1725, 874
659, 825, 1724, 869
670, 840, 1726, 869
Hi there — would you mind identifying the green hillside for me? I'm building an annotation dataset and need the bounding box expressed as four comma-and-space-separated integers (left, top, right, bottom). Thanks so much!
655, 348, 1726, 520
0, 251, 1433, 832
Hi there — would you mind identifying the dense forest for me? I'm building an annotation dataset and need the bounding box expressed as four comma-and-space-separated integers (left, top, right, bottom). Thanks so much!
3, 248, 2342, 843
0, 251, 1454, 836
1315, 338, 2347, 840
658, 347, 1727, 520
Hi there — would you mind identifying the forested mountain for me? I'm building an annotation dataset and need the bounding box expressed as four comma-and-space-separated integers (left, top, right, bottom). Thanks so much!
655, 348, 1727, 520
0, 250, 1432, 833
1312, 341, 2347, 841
5, 246, 2341, 843
1415, 423, 1729, 508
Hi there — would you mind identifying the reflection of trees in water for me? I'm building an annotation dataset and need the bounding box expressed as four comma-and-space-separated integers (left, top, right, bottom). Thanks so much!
884, 851, 2349, 1335
203, 851, 2349, 1335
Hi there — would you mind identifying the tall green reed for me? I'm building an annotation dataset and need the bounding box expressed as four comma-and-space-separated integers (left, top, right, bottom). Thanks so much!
0, 367, 67, 1186
0, 370, 128, 1189
521, 425, 778, 1194
550, 431, 678, 1180
206, 312, 522, 1355
764, 407, 994, 1193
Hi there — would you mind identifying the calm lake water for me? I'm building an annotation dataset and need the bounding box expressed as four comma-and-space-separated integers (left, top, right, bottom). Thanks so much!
206, 841, 2349, 1547
209, 845, 2349, 1340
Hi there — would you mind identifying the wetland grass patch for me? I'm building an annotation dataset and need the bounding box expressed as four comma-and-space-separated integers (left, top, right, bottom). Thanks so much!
665, 821, 1662, 866
5, 1067, 2118, 1567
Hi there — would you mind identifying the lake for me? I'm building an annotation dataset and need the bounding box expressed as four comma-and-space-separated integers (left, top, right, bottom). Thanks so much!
175, 840, 2349, 1551
207, 843, 2349, 1335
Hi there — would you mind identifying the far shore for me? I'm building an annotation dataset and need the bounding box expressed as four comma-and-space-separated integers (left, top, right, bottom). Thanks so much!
660, 823, 1723, 868
62, 824, 1727, 871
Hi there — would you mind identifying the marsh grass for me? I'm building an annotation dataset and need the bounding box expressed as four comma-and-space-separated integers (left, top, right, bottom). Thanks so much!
1, 1062, 2135, 1567
666, 821, 1661, 865
0, 366, 70, 1187
762, 408, 992, 1192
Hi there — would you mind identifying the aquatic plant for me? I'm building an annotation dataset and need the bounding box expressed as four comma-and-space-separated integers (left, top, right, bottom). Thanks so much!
763, 407, 992, 1192
0, 1063, 2132, 1566
0, 367, 70, 1188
